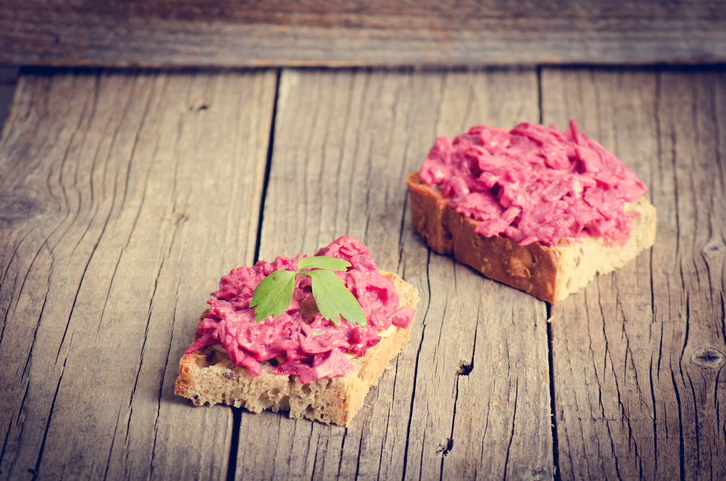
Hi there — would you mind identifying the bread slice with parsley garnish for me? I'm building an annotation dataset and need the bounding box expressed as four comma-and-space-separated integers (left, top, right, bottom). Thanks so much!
174, 236, 419, 426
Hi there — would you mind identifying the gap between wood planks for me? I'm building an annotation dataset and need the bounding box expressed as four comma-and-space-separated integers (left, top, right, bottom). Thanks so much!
0, 66, 20, 138
546, 306, 560, 481
222, 66, 564, 481
539, 65, 561, 481
223, 68, 281, 481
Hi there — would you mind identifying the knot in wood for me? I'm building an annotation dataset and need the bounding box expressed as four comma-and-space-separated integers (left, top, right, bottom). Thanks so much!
702, 239, 726, 256
0, 195, 40, 223
691, 347, 725, 368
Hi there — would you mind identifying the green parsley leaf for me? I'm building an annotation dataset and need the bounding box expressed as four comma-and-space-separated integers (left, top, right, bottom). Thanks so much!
250, 270, 296, 321
306, 269, 367, 326
250, 254, 366, 325
297, 256, 351, 272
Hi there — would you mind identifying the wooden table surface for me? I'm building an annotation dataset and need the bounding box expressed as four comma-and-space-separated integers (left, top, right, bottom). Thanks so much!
0, 65, 725, 480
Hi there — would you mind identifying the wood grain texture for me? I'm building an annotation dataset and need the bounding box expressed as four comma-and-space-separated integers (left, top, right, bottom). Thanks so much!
543, 68, 726, 479
240, 67, 553, 480
2, 64, 724, 480
2, 1, 726, 67
0, 68, 275, 480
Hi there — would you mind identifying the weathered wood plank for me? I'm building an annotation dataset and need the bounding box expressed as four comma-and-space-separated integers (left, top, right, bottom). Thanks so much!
234, 67, 553, 479
653, 70, 726, 480
0, 68, 276, 480
3, 1, 726, 67
542, 68, 726, 479
408, 69, 553, 481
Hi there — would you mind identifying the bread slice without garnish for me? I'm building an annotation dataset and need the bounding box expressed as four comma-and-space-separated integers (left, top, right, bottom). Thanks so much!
407, 172, 656, 303
174, 272, 419, 426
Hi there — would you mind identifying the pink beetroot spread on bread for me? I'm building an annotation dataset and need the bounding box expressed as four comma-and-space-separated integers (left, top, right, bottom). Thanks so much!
419, 121, 648, 247
186, 235, 415, 384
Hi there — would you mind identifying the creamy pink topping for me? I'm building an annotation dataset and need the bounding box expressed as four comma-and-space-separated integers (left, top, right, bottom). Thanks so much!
419, 121, 648, 246
186, 235, 415, 384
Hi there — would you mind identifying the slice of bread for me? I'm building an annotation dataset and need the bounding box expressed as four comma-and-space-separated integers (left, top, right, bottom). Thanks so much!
407, 172, 656, 303
174, 272, 419, 426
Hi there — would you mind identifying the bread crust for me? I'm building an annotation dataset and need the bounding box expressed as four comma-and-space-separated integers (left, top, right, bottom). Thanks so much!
407, 172, 656, 302
174, 272, 419, 426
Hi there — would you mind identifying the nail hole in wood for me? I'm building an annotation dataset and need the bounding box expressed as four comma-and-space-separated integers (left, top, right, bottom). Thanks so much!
456, 360, 473, 376
436, 438, 453, 456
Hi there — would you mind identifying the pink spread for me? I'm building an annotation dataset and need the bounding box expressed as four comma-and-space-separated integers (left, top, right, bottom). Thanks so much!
186, 235, 415, 384
419, 121, 648, 246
